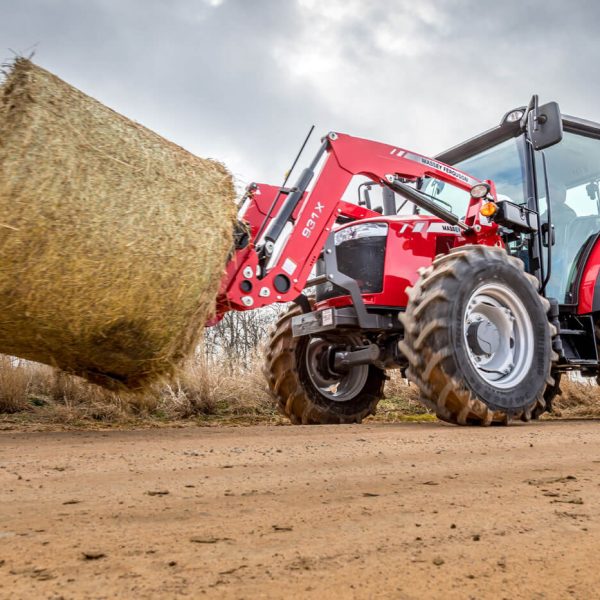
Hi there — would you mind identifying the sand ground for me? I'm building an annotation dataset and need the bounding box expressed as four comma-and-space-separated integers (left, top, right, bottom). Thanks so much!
1, 420, 599, 599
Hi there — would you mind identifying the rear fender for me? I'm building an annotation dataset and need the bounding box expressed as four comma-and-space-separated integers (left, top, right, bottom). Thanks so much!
577, 234, 600, 314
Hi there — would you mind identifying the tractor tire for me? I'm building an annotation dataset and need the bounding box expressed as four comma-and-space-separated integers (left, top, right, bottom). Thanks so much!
532, 372, 562, 419
264, 303, 385, 424
399, 245, 557, 425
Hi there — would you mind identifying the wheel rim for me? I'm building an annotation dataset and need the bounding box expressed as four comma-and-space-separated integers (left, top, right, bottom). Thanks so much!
305, 337, 369, 402
462, 282, 534, 390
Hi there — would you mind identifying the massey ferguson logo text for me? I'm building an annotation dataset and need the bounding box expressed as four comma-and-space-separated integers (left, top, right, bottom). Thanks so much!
401, 151, 475, 186
302, 201, 325, 238
419, 157, 469, 183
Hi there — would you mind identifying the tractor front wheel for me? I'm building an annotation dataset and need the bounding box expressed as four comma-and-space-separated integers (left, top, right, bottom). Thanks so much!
399, 245, 556, 425
264, 304, 385, 424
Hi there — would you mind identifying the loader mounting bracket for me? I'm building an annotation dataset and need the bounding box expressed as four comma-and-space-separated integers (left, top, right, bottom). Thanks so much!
318, 232, 384, 329
291, 306, 399, 337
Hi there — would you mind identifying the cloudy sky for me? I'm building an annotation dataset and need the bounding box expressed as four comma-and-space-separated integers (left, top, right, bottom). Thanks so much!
2, 0, 599, 189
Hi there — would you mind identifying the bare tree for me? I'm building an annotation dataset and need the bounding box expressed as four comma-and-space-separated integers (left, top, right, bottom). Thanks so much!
203, 305, 284, 367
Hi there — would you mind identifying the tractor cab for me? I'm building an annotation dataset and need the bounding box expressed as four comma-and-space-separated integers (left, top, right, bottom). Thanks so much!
434, 99, 600, 373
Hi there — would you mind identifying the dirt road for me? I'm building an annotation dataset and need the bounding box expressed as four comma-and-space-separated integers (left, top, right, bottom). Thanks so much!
1, 421, 599, 599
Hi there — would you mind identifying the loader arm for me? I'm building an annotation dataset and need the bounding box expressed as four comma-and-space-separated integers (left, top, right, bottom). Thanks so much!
212, 131, 498, 319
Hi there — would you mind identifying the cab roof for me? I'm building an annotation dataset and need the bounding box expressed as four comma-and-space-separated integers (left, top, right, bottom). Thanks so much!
435, 108, 600, 166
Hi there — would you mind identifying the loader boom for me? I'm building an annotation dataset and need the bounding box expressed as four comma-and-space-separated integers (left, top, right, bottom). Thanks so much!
214, 131, 499, 319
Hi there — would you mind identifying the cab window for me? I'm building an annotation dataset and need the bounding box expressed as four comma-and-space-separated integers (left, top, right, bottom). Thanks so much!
536, 131, 600, 302
420, 137, 527, 218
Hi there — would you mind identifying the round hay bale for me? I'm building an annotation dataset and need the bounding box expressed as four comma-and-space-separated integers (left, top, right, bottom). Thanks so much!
0, 59, 236, 390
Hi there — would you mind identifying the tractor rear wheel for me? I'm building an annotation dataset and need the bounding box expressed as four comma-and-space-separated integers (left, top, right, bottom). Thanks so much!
399, 245, 557, 425
264, 303, 385, 424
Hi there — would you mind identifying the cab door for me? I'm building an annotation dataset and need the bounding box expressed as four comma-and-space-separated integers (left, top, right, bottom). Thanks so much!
533, 129, 600, 306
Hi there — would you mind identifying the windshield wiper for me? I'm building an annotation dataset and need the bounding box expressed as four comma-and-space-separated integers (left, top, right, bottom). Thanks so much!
413, 188, 454, 211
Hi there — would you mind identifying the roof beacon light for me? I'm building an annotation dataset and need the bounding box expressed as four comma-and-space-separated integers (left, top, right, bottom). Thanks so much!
480, 202, 497, 218
470, 183, 491, 199
505, 109, 524, 123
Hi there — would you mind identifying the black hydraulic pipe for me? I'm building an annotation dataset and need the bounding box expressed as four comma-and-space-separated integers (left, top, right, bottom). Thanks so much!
282, 125, 315, 189
255, 126, 316, 243
261, 140, 329, 251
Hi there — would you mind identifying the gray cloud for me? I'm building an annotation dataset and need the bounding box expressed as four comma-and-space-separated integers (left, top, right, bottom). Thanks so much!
2, 0, 599, 188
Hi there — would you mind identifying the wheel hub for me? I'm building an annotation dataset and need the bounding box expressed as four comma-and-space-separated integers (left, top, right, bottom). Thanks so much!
463, 283, 534, 389
466, 319, 500, 356
305, 337, 369, 402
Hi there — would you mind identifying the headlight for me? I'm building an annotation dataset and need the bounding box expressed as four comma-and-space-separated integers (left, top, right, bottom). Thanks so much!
334, 222, 388, 245
470, 183, 491, 199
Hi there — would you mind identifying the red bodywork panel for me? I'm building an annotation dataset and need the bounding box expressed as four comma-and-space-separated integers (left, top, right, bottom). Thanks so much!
317, 215, 464, 311
578, 238, 600, 314
211, 132, 502, 323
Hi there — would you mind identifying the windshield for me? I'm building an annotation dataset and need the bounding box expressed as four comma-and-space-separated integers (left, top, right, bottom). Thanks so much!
536, 131, 600, 302
420, 137, 527, 218
416, 129, 600, 305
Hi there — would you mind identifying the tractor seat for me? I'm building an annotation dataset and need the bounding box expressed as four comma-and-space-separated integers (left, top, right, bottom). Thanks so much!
564, 215, 600, 267
557, 215, 600, 256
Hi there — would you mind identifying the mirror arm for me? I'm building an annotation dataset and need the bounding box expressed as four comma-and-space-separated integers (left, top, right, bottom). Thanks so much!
520, 95, 539, 130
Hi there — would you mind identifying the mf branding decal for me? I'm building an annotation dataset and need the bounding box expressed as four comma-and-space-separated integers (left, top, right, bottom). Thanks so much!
389, 148, 406, 157
302, 201, 325, 238
427, 223, 461, 235
400, 151, 478, 187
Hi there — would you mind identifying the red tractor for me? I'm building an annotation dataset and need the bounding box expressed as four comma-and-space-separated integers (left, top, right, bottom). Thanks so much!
210, 96, 600, 426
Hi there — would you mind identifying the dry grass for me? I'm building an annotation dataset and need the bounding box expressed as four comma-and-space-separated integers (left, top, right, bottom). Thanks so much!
0, 354, 278, 429
549, 377, 600, 419
0, 356, 33, 413
0, 356, 428, 428
0, 356, 598, 429
154, 359, 275, 423
0, 59, 236, 390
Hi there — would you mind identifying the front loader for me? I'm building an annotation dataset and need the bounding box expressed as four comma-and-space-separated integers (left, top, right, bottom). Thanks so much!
209, 96, 600, 426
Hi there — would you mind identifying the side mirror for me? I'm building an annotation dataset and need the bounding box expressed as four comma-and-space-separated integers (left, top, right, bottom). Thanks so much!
528, 101, 563, 150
